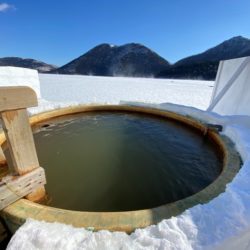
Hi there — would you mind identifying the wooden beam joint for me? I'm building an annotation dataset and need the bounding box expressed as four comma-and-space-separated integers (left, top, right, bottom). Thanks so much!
0, 167, 46, 210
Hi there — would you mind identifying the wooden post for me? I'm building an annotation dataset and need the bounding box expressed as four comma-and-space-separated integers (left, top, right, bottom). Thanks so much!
0, 86, 46, 208
1, 109, 40, 175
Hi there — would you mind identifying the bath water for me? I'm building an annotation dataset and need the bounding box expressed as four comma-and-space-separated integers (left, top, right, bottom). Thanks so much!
33, 112, 222, 212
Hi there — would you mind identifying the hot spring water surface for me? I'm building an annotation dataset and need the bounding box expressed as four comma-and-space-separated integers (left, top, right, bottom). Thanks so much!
33, 112, 222, 212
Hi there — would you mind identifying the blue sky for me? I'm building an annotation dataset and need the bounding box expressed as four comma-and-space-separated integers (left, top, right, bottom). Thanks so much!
0, 0, 250, 66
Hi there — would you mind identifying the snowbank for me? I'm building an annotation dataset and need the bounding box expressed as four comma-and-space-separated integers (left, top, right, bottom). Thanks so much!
0, 66, 41, 98
5, 74, 250, 249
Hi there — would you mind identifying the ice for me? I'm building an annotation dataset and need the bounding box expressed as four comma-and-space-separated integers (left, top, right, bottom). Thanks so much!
5, 74, 250, 249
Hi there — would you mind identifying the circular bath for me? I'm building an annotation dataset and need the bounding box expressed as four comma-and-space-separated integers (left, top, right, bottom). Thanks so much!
0, 105, 241, 233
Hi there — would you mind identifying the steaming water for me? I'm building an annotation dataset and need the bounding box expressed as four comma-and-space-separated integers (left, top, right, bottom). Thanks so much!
33, 112, 222, 212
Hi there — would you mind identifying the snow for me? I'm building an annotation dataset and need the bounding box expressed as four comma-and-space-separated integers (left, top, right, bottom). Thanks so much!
39, 74, 214, 110
0, 66, 41, 98
5, 74, 250, 249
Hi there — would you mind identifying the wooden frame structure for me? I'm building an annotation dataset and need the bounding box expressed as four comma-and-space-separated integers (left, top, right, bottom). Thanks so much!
0, 86, 46, 210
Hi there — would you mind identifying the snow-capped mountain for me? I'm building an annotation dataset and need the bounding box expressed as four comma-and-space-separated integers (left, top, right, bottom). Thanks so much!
53, 43, 170, 77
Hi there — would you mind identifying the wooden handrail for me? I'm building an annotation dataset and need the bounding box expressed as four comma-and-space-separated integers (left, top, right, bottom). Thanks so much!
0, 86, 38, 112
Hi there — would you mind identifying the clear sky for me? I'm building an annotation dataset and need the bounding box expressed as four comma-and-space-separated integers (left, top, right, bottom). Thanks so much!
0, 0, 250, 66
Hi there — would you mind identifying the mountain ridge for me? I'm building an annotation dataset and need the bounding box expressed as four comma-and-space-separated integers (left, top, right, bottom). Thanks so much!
0, 57, 57, 73
176, 36, 250, 66
1, 36, 250, 79
157, 36, 250, 80
53, 43, 170, 77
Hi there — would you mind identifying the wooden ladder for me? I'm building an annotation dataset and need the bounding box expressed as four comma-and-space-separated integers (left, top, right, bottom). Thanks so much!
0, 86, 46, 210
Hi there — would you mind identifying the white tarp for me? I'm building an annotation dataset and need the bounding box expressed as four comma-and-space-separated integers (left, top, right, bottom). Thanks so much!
0, 66, 41, 98
208, 56, 250, 116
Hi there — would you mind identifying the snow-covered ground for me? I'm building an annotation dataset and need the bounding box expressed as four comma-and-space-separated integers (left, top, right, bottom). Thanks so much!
6, 74, 250, 249
39, 74, 214, 110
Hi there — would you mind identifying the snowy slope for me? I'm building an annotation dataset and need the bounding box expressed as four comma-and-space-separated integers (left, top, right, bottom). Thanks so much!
6, 74, 250, 250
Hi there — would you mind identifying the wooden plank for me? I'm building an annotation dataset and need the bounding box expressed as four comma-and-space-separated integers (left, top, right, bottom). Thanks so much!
1, 109, 40, 175
0, 167, 46, 210
0, 86, 38, 112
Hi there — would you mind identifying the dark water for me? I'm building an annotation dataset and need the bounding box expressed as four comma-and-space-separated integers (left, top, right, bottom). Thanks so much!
32, 112, 222, 212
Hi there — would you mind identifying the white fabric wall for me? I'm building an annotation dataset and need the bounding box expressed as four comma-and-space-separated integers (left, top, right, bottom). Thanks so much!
208, 57, 250, 116
0, 66, 41, 98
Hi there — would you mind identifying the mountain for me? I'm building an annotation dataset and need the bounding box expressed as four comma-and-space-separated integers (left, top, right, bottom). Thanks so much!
1, 36, 250, 80
53, 43, 170, 77
157, 36, 250, 80
176, 36, 250, 66
157, 61, 219, 80
0, 57, 57, 73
